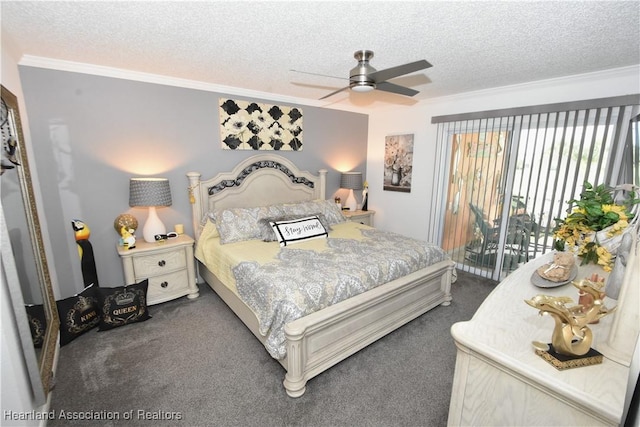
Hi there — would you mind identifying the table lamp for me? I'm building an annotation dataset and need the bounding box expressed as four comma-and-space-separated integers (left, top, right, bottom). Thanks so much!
129, 177, 172, 243
340, 171, 363, 211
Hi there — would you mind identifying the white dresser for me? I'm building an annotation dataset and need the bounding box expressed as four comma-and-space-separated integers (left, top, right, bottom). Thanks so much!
448, 250, 639, 426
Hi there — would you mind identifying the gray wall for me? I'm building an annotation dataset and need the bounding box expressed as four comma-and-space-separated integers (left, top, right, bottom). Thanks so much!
19, 67, 368, 298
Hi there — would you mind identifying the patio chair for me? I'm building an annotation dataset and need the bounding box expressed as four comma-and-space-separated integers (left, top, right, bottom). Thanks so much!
465, 203, 531, 270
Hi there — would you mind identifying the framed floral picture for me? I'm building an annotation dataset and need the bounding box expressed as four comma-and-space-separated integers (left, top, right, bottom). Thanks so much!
219, 98, 303, 150
384, 134, 414, 192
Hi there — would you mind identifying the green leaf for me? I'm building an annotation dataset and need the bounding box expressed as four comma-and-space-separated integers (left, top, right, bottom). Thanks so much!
553, 240, 565, 251
603, 211, 620, 222
584, 204, 603, 217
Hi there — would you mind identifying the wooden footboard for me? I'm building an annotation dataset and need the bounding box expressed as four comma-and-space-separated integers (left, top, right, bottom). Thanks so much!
283, 259, 454, 397
199, 258, 454, 397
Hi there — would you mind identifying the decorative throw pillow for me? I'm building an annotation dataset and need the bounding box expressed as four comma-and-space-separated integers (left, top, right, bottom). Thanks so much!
281, 199, 346, 225
98, 279, 151, 331
258, 213, 333, 242
270, 216, 329, 246
215, 205, 285, 244
56, 283, 101, 346
316, 199, 347, 225
25, 304, 46, 348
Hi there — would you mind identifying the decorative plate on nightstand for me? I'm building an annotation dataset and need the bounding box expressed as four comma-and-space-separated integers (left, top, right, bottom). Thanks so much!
531, 264, 578, 288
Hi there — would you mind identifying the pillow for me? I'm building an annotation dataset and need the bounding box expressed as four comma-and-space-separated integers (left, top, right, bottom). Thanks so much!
258, 213, 333, 242
199, 212, 219, 238
215, 204, 284, 244
270, 216, 329, 246
213, 200, 344, 244
56, 283, 101, 346
25, 304, 46, 348
97, 280, 151, 331
281, 199, 346, 225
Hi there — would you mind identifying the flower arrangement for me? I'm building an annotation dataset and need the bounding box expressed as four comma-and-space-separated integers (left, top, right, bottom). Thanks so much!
384, 134, 413, 187
553, 182, 638, 271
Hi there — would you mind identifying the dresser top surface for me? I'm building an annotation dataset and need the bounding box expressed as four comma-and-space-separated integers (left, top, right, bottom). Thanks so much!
452, 252, 629, 422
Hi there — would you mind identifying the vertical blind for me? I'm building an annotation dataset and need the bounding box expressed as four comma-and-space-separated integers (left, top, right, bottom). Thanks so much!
429, 95, 640, 280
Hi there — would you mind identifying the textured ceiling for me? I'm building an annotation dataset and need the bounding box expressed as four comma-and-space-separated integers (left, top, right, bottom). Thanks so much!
2, 1, 639, 111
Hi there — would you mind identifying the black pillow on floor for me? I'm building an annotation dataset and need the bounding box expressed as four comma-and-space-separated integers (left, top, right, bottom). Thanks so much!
25, 304, 46, 348
98, 279, 151, 331
56, 283, 101, 346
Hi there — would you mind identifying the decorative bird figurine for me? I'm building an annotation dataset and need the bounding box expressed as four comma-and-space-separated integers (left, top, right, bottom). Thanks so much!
4, 134, 20, 166
71, 219, 99, 287
525, 279, 615, 356
1, 96, 20, 175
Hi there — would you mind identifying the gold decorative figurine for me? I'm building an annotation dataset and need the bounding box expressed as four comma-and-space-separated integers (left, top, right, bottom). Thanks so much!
525, 278, 615, 356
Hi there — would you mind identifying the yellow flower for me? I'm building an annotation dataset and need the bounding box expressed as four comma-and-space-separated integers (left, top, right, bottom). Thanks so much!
553, 182, 638, 271
595, 246, 613, 271
607, 220, 629, 237
602, 204, 624, 213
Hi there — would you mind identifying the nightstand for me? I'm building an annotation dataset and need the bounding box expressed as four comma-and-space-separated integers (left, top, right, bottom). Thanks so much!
117, 234, 199, 305
343, 210, 375, 226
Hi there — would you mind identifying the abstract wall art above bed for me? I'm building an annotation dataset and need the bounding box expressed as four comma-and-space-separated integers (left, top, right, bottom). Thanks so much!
219, 98, 303, 151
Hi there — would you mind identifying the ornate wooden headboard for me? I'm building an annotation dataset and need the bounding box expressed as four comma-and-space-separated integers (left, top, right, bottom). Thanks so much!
187, 154, 327, 239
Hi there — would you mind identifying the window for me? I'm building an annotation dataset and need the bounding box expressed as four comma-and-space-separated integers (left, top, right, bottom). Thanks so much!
430, 96, 640, 280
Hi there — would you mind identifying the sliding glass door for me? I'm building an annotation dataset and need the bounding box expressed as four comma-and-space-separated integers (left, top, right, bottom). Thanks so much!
431, 97, 639, 280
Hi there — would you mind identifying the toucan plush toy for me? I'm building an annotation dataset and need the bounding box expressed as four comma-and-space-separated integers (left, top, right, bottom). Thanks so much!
71, 219, 99, 287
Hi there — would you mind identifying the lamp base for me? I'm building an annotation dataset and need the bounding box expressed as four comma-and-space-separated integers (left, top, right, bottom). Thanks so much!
345, 189, 357, 211
142, 206, 167, 242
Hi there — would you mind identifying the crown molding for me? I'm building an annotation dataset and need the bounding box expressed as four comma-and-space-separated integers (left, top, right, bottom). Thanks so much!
422, 65, 640, 106
18, 55, 369, 114
370, 65, 640, 113
21, 55, 637, 116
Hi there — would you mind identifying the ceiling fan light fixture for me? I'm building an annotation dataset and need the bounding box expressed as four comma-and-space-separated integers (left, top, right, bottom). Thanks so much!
310, 50, 431, 100
351, 83, 375, 93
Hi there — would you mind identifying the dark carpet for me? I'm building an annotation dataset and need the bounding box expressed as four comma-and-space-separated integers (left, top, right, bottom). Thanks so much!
47, 270, 496, 427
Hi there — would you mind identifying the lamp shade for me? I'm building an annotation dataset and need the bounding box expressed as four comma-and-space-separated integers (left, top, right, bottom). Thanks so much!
129, 178, 172, 207
340, 172, 363, 190
340, 172, 362, 212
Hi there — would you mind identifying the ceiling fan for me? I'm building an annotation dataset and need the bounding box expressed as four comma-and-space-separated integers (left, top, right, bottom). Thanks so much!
292, 50, 432, 100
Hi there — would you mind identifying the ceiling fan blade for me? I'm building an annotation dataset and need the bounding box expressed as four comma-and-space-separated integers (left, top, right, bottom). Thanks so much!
290, 69, 347, 80
319, 85, 351, 100
368, 59, 432, 83
376, 81, 420, 97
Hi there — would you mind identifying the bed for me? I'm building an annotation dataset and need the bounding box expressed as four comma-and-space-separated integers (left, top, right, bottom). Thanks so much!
187, 153, 455, 397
